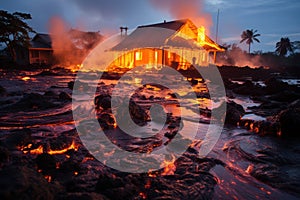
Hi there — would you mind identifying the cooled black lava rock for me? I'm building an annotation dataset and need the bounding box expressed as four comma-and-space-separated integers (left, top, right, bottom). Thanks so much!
0, 146, 9, 165
252, 120, 279, 136
44, 90, 57, 97
49, 135, 74, 151
68, 81, 89, 91
94, 94, 111, 110
0, 85, 6, 96
269, 90, 300, 103
116, 100, 149, 126
59, 91, 72, 101
9, 93, 57, 111
223, 101, 245, 125
264, 77, 290, 94
3, 129, 32, 150
0, 166, 60, 199
278, 107, 300, 137
232, 80, 265, 96
97, 112, 116, 130
36, 153, 57, 175
95, 174, 124, 191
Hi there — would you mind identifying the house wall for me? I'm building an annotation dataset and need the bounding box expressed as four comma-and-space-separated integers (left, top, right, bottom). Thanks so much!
29, 49, 53, 65
109, 47, 210, 71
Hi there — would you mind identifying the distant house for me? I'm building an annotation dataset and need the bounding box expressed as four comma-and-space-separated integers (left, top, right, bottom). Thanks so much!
110, 19, 224, 70
28, 33, 53, 65
16, 30, 103, 66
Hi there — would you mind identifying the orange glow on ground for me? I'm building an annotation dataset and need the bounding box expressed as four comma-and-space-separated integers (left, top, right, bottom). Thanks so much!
44, 175, 52, 183
21, 140, 78, 155
48, 140, 78, 155
21, 76, 31, 81
161, 155, 176, 176
22, 145, 44, 154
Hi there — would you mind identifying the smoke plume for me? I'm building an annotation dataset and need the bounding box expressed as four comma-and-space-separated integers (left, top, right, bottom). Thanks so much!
49, 17, 103, 68
150, 0, 212, 32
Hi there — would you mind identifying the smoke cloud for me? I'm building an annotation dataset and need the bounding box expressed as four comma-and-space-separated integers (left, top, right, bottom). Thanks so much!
49, 17, 103, 68
149, 0, 212, 32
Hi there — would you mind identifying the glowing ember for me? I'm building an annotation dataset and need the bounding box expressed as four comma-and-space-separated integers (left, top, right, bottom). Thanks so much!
161, 155, 176, 176
21, 76, 31, 81
245, 164, 254, 174
144, 180, 151, 189
148, 170, 158, 178
139, 192, 147, 199
44, 175, 52, 183
82, 157, 94, 162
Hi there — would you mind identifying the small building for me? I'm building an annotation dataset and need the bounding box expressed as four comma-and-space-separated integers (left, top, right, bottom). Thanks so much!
16, 30, 103, 66
28, 33, 53, 65
109, 19, 225, 71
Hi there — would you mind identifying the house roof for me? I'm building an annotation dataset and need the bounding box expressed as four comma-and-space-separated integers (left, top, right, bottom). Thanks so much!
138, 19, 187, 31
30, 33, 52, 49
111, 19, 224, 52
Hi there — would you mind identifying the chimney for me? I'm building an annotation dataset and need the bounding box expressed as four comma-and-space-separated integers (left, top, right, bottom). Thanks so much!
164, 20, 167, 23
120, 26, 128, 37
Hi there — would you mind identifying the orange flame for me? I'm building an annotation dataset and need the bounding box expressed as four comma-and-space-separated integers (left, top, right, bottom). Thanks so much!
161, 155, 176, 176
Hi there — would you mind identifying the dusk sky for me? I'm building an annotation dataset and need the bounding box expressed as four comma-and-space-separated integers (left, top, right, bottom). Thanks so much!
2, 0, 300, 52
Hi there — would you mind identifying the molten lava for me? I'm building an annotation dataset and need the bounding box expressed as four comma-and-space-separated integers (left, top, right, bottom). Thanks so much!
48, 140, 78, 155
21, 140, 78, 155
161, 155, 176, 176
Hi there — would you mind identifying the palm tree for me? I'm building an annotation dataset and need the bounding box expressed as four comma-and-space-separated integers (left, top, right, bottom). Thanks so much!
275, 37, 294, 56
240, 29, 260, 53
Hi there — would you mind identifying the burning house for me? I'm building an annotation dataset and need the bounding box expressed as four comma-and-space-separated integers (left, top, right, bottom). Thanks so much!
109, 19, 224, 71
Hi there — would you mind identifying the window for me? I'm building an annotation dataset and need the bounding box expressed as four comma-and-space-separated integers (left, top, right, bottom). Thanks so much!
168, 51, 171, 59
154, 50, 158, 62
135, 51, 142, 61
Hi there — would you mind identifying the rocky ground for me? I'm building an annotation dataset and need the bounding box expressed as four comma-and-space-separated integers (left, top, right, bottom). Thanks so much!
0, 66, 299, 199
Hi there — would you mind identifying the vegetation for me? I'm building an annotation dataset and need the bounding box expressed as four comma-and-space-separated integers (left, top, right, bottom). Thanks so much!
275, 37, 294, 57
216, 41, 300, 77
0, 10, 35, 61
240, 29, 260, 54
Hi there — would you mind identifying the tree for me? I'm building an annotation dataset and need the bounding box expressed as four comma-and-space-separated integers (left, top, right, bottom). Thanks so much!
275, 37, 294, 57
240, 29, 260, 54
0, 10, 35, 61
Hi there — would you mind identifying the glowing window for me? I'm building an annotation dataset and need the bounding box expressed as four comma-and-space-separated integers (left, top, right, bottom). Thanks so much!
168, 51, 171, 59
135, 51, 142, 61
154, 50, 158, 62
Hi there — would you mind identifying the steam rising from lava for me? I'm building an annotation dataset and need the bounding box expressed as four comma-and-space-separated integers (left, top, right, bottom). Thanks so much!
49, 17, 75, 66
49, 17, 103, 69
